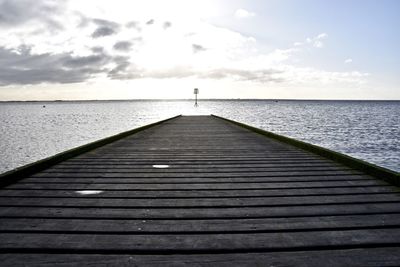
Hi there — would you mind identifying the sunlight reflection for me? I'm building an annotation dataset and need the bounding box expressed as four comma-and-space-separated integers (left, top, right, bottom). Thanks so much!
75, 190, 103, 195
152, 164, 170, 168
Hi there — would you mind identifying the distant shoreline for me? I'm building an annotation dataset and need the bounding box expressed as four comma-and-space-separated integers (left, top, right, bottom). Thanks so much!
1, 99, 399, 103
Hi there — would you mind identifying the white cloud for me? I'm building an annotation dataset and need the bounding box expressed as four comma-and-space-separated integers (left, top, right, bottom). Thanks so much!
234, 9, 255, 19
306, 33, 328, 48
344, 58, 353, 64
263, 48, 299, 63
0, 1, 368, 91
316, 33, 328, 39
313, 40, 323, 48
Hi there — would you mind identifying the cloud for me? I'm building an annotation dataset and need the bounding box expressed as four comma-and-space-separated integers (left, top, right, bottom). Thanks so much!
113, 41, 133, 51
126, 21, 140, 30
279, 65, 369, 85
201, 68, 285, 83
92, 18, 119, 28
91, 26, 116, 38
192, 44, 207, 53
108, 56, 134, 79
234, 8, 255, 19
90, 18, 120, 38
306, 33, 328, 48
0, 3, 368, 90
265, 48, 299, 62
163, 21, 172, 30
344, 58, 353, 64
0, 42, 369, 87
0, 0, 62, 26
91, 46, 104, 54
146, 19, 154, 25
0, 46, 110, 85
62, 54, 110, 68
0, 0, 65, 31
106, 61, 286, 84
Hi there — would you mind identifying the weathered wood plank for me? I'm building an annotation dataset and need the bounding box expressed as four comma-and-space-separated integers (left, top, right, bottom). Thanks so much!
1, 228, 400, 251
17, 175, 374, 184
30, 170, 361, 178
1, 193, 399, 208
1, 248, 399, 267
1, 214, 399, 233
5, 180, 386, 190
39, 166, 354, 174
1, 203, 400, 219
60, 158, 330, 164
49, 162, 343, 169
0, 186, 395, 198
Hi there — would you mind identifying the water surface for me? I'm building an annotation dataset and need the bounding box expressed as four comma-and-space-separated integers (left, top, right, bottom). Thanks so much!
0, 100, 398, 173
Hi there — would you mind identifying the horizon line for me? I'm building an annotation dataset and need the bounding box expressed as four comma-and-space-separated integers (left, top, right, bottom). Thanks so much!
1, 98, 400, 103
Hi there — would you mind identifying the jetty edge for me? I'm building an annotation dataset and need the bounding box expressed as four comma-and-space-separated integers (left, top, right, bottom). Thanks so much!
212, 114, 400, 186
0, 115, 181, 187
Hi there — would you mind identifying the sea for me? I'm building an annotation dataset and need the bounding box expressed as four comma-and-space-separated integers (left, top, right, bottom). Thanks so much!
0, 100, 399, 174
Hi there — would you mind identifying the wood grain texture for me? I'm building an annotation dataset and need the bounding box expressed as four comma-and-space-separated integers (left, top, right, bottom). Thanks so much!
0, 115, 399, 266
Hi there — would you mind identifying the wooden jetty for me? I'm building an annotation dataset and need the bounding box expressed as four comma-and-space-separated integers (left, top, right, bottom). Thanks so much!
0, 115, 399, 266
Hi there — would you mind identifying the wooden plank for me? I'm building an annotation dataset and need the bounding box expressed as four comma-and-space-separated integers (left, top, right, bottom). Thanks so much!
0, 186, 395, 198
4, 180, 386, 190
1, 214, 399, 233
60, 158, 330, 164
1, 203, 400, 219
76, 157, 326, 161
1, 193, 399, 208
49, 162, 343, 168
39, 166, 353, 174
17, 175, 374, 184
1, 228, 400, 251
28, 170, 364, 178
1, 248, 399, 266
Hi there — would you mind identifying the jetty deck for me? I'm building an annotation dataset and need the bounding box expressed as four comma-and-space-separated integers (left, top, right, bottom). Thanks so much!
0, 115, 400, 266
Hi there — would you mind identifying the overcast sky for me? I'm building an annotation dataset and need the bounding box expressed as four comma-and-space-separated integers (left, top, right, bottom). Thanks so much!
0, 0, 399, 100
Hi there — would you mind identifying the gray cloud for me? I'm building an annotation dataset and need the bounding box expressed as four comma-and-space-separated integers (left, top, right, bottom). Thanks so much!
62, 54, 110, 68
0, 0, 64, 30
192, 44, 207, 53
92, 18, 119, 28
0, 44, 285, 85
0, 43, 285, 86
75, 12, 90, 28
201, 68, 285, 83
106, 62, 285, 83
113, 41, 133, 52
91, 18, 120, 38
0, 46, 110, 86
163, 21, 172, 30
0, 66, 96, 85
126, 21, 141, 31
0, 2, 287, 86
91, 26, 116, 38
108, 56, 136, 79
91, 46, 104, 54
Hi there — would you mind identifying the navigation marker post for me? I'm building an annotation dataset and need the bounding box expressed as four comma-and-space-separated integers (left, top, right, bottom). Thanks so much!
194, 88, 199, 107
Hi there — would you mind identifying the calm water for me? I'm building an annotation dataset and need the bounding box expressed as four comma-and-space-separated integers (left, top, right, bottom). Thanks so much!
0, 100, 399, 174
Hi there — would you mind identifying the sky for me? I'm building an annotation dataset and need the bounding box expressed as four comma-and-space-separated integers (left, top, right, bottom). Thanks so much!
0, 0, 399, 100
